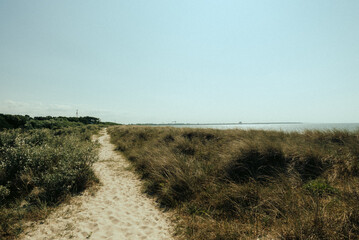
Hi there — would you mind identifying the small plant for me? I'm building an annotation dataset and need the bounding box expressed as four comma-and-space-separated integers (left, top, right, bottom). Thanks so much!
304, 179, 337, 197
0, 185, 10, 200
303, 179, 338, 237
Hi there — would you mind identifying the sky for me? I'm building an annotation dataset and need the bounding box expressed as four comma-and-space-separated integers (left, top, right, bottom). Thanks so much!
0, 1, 358, 124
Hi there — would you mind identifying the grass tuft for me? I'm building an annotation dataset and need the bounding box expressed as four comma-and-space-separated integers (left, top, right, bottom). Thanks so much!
108, 126, 359, 239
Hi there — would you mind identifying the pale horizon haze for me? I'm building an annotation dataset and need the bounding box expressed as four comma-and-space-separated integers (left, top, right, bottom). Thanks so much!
1, 1, 358, 124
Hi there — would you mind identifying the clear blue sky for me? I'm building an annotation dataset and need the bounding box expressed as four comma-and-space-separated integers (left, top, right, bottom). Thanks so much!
1, 1, 358, 123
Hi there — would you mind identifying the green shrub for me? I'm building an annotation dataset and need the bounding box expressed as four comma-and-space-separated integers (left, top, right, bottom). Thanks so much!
304, 179, 337, 197
0, 127, 99, 239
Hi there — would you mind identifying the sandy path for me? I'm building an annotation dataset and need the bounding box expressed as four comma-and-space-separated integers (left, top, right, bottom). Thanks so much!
20, 129, 174, 240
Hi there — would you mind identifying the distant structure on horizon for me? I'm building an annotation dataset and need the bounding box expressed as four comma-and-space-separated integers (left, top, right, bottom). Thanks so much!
76, 109, 78, 118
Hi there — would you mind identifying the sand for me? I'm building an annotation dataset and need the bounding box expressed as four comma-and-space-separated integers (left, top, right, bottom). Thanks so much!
20, 129, 174, 240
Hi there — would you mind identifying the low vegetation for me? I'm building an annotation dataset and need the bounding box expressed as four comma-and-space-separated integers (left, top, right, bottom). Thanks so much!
109, 126, 359, 239
0, 113, 118, 130
0, 126, 100, 239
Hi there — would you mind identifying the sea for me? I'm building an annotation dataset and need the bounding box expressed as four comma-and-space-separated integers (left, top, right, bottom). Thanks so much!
168, 123, 359, 132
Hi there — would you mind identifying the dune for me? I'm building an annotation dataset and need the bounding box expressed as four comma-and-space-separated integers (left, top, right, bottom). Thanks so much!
20, 129, 174, 240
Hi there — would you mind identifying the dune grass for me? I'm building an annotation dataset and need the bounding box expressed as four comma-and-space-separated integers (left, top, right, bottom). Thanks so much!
0, 126, 100, 239
108, 126, 359, 239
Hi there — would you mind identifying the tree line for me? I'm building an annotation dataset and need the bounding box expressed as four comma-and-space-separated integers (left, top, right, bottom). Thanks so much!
0, 113, 101, 130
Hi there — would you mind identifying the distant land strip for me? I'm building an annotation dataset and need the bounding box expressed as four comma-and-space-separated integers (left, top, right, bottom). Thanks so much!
131, 122, 303, 126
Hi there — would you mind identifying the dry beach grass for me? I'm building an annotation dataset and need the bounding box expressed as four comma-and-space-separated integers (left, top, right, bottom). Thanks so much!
108, 125, 359, 239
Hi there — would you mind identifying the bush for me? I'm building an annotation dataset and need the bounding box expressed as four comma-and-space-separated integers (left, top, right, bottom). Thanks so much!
0, 127, 99, 239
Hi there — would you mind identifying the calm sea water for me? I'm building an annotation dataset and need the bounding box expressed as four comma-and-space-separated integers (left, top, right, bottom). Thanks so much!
171, 123, 359, 132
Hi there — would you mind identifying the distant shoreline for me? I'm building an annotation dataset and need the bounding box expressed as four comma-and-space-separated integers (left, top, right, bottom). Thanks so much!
131, 122, 303, 126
